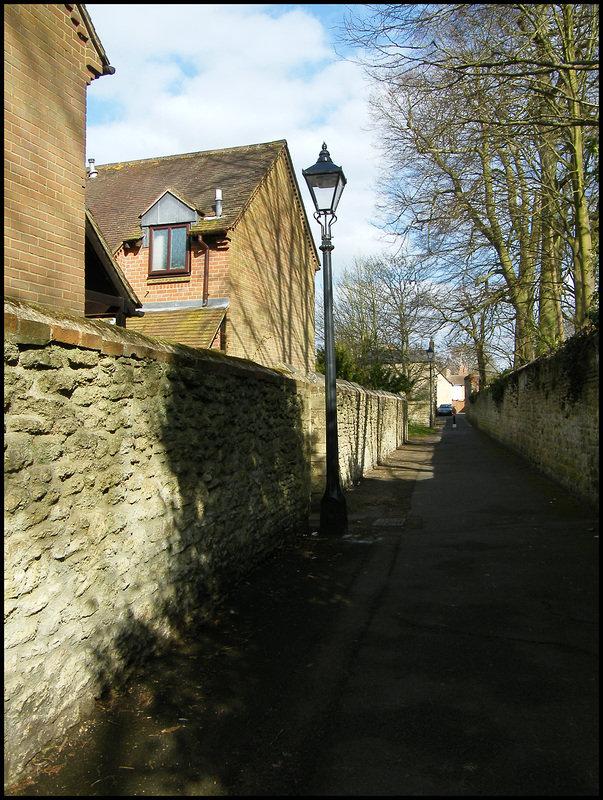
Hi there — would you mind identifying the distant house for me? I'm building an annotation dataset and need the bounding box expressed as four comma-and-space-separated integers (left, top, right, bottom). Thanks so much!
436, 368, 467, 412
4, 4, 141, 323
383, 347, 468, 415
85, 140, 320, 373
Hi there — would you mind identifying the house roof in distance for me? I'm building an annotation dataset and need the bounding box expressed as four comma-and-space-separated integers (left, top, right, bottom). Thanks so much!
86, 140, 295, 253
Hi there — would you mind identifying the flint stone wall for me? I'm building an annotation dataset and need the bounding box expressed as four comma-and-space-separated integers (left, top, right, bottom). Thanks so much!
466, 330, 599, 510
4, 298, 406, 786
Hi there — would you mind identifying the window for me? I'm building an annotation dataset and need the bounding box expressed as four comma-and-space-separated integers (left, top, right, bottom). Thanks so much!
149, 224, 189, 275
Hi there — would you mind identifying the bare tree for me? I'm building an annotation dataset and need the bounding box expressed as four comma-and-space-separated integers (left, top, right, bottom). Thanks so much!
340, 3, 599, 366
331, 254, 439, 384
334, 257, 389, 371
434, 277, 515, 384
377, 253, 440, 365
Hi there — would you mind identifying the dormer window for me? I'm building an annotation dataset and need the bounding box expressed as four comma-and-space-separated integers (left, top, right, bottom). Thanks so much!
140, 190, 198, 279
149, 224, 189, 275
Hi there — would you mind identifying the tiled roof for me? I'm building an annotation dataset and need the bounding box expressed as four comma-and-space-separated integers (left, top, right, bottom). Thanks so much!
86, 140, 288, 253
126, 308, 226, 349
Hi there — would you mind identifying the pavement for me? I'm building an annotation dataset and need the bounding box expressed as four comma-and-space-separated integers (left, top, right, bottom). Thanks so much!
6, 415, 599, 796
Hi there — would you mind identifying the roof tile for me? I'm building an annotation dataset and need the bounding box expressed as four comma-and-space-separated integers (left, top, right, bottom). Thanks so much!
86, 140, 287, 253
126, 308, 225, 350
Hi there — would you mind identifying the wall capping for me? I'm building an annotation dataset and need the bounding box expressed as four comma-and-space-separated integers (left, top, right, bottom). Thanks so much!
4, 298, 297, 388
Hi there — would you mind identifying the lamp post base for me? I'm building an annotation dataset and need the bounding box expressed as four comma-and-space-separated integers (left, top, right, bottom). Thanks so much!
320, 487, 348, 535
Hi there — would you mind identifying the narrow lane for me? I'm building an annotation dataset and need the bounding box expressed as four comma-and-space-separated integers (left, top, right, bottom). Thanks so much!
304, 415, 598, 796
7, 417, 598, 796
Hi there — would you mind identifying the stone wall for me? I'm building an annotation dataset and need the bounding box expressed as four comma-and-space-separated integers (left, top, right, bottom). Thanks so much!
4, 299, 311, 784
466, 330, 599, 510
407, 399, 433, 427
4, 298, 406, 785
308, 375, 407, 492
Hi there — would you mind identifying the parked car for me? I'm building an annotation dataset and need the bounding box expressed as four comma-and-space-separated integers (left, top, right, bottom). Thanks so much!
437, 403, 454, 416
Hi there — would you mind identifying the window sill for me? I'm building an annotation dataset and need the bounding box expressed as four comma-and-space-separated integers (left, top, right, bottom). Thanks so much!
148, 276, 191, 285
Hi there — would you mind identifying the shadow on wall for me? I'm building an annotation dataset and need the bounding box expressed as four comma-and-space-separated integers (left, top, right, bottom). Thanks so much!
352, 389, 371, 481
226, 151, 316, 373
85, 345, 311, 699
4, 298, 312, 787
5, 304, 400, 789
343, 385, 403, 489
7, 504, 369, 797
68, 346, 312, 791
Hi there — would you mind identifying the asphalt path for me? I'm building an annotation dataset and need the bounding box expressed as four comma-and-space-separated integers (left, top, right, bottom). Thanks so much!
7, 416, 598, 796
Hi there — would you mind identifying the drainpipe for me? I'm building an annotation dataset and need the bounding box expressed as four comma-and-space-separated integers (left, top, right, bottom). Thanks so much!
196, 234, 210, 306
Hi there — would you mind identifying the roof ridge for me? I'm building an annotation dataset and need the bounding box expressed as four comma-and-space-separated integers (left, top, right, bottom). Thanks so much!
94, 140, 287, 169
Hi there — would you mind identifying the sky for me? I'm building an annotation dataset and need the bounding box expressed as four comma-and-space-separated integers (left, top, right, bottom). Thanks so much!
85, 4, 398, 285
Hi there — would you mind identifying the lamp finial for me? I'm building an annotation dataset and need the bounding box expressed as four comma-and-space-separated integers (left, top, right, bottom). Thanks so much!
318, 143, 331, 162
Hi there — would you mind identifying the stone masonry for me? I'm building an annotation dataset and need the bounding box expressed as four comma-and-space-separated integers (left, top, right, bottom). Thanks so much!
466, 329, 599, 510
4, 298, 406, 785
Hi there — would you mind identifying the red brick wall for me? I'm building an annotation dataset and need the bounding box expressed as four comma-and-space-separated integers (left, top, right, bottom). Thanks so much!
116, 237, 231, 305
4, 4, 104, 316
206, 245, 230, 300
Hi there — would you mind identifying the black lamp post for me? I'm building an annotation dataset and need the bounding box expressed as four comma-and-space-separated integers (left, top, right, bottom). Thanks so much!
303, 143, 347, 535
426, 338, 435, 428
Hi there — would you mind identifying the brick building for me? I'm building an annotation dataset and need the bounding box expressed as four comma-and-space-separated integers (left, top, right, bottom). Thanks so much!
4, 3, 120, 317
85, 141, 320, 373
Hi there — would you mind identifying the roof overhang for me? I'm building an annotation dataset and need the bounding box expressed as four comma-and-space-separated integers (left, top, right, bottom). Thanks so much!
76, 4, 115, 77
85, 209, 142, 319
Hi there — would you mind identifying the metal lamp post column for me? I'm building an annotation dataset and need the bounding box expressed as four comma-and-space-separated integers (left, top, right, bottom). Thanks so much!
426, 339, 434, 428
302, 143, 348, 535
316, 210, 347, 535
429, 360, 434, 428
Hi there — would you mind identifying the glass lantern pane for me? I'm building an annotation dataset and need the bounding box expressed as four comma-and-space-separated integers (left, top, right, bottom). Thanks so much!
332, 180, 345, 213
312, 184, 336, 212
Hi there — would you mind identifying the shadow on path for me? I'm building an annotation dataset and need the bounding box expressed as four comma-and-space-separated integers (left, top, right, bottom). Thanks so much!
7, 418, 598, 796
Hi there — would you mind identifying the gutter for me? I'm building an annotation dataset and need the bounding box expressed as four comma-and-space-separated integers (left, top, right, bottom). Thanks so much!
76, 4, 116, 76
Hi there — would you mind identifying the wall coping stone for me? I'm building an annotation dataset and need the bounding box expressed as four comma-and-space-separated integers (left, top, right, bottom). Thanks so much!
5, 298, 409, 403
304, 370, 407, 401
4, 297, 301, 388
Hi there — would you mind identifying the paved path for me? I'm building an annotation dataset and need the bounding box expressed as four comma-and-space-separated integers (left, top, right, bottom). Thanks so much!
306, 415, 599, 796
7, 416, 598, 796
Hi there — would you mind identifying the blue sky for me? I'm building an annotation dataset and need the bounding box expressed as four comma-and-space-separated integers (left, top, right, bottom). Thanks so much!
85, 4, 397, 278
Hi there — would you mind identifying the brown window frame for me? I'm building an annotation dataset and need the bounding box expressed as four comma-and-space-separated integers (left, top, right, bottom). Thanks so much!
148, 224, 190, 277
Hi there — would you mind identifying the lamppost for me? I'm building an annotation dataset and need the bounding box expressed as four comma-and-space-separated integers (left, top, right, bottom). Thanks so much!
303, 143, 347, 535
426, 338, 435, 428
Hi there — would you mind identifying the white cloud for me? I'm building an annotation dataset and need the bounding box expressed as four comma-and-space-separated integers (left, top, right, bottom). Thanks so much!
85, 4, 396, 279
